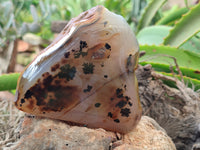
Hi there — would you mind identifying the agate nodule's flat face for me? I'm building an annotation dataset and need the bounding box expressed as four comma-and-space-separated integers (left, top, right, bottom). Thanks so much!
15, 5, 142, 134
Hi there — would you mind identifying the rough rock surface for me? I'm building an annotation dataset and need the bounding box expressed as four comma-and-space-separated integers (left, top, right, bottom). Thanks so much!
51, 21, 68, 33
136, 65, 200, 150
9, 115, 175, 150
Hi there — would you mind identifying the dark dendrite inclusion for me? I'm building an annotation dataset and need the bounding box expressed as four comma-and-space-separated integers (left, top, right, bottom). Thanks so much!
58, 64, 76, 81
80, 40, 88, 50
120, 108, 131, 117
95, 103, 101, 108
105, 43, 111, 50
73, 40, 88, 58
83, 85, 93, 93
82, 62, 95, 74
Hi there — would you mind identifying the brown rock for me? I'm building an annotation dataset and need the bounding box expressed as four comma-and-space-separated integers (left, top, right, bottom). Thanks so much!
122, 116, 176, 150
10, 115, 175, 150
0, 40, 17, 73
22, 33, 43, 46
51, 21, 68, 33
11, 115, 116, 150
0, 91, 15, 101
16, 40, 30, 52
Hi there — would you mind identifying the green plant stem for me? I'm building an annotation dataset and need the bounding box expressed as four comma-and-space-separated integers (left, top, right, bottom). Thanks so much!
0, 73, 20, 91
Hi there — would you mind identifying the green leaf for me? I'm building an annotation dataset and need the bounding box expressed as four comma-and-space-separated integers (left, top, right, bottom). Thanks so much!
136, 0, 167, 33
180, 35, 200, 53
30, 5, 38, 22
155, 72, 200, 91
140, 61, 200, 80
0, 73, 20, 91
137, 25, 171, 45
136, 25, 200, 53
39, 1, 46, 16
139, 45, 200, 80
5, 14, 14, 30
163, 3, 200, 47
156, 7, 189, 25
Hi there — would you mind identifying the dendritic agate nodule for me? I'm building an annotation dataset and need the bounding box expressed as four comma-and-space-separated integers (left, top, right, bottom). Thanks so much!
15, 5, 142, 134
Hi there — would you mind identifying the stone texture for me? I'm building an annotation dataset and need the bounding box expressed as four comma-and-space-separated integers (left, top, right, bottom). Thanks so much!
0, 40, 17, 73
122, 116, 176, 150
51, 21, 68, 33
16, 40, 30, 52
22, 33, 43, 46
9, 115, 176, 150
136, 65, 200, 150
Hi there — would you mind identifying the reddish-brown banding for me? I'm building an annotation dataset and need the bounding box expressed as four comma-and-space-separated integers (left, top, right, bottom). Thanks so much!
51, 63, 60, 72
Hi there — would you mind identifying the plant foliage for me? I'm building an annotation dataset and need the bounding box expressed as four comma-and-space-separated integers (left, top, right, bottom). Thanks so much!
163, 3, 200, 47
137, 0, 200, 91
